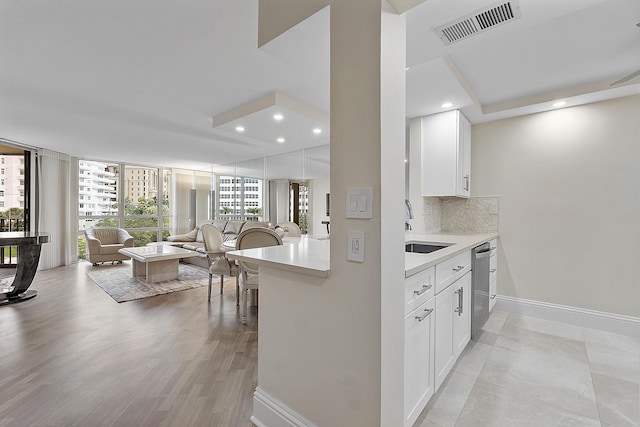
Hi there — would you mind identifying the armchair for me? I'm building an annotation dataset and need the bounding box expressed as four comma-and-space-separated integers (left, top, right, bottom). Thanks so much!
84, 227, 134, 266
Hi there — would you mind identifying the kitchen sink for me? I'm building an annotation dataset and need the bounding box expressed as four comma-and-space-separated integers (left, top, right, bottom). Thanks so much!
405, 242, 450, 254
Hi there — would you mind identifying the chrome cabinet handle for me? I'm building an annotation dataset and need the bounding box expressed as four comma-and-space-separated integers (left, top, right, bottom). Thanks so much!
415, 308, 434, 322
413, 284, 433, 296
464, 175, 469, 191
490, 268, 496, 273
454, 287, 463, 316
453, 265, 464, 272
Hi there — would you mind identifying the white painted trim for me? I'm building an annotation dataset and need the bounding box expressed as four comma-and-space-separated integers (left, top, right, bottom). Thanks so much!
251, 387, 317, 427
495, 295, 640, 338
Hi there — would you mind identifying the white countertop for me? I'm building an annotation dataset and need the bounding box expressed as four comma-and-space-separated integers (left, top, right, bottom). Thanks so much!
225, 232, 498, 278
404, 232, 498, 277
226, 236, 331, 278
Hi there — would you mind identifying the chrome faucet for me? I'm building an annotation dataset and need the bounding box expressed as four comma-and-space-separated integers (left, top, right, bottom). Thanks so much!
405, 199, 413, 231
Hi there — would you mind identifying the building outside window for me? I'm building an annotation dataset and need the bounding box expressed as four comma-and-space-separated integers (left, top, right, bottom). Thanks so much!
77, 160, 171, 260
78, 160, 118, 233
0, 154, 27, 232
217, 175, 263, 221
123, 165, 170, 247
289, 182, 309, 234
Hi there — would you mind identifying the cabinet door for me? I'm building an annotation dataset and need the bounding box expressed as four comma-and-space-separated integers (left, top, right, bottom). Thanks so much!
452, 272, 472, 359
404, 298, 436, 427
456, 113, 471, 197
434, 285, 455, 391
420, 110, 458, 197
489, 279, 497, 311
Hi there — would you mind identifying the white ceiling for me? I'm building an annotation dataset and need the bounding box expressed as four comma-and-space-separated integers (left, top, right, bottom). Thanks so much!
1, 0, 639, 171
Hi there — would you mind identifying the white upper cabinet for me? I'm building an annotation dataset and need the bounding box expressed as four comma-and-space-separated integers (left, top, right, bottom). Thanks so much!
417, 110, 471, 198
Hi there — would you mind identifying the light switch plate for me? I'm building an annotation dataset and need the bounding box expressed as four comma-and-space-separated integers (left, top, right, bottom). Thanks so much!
489, 200, 499, 215
345, 187, 373, 219
347, 230, 364, 262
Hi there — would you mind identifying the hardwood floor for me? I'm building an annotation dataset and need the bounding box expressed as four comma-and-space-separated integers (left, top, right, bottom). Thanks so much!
0, 261, 257, 427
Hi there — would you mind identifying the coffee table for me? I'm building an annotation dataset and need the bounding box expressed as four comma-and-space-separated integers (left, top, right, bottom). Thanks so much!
118, 245, 199, 283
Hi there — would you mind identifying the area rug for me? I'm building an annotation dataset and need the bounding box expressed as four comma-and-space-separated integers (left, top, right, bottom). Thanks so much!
86, 262, 213, 303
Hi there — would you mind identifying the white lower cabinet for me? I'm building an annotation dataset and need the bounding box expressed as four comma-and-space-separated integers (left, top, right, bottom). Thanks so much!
403, 249, 475, 425
489, 239, 498, 311
435, 270, 471, 391
489, 280, 497, 311
404, 297, 435, 427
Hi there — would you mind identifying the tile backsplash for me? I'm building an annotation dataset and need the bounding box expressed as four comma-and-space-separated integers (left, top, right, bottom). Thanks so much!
422, 197, 442, 233
422, 196, 499, 233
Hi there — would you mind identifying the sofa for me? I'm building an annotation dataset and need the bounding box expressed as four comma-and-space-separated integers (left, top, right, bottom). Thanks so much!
85, 227, 134, 265
167, 220, 270, 268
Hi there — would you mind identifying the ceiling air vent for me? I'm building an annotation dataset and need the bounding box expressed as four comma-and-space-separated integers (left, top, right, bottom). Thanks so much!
434, 0, 521, 46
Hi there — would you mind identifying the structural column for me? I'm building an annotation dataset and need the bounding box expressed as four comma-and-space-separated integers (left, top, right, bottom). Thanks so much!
255, 1, 407, 425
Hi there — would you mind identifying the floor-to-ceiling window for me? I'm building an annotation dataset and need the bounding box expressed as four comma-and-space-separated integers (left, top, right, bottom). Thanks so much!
217, 175, 264, 222
77, 160, 171, 259
122, 165, 171, 246
290, 181, 309, 234
0, 143, 30, 267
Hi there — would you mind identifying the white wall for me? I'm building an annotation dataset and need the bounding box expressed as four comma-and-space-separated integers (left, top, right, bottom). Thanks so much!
472, 95, 640, 317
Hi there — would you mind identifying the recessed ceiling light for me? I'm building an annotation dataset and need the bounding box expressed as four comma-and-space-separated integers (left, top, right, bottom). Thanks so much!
235, 126, 245, 132
312, 128, 322, 135
273, 113, 284, 121
441, 102, 453, 108
552, 101, 567, 108
277, 137, 285, 143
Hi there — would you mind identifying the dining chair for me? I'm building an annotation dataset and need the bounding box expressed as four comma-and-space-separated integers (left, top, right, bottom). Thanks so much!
235, 227, 283, 324
275, 221, 301, 237
201, 223, 237, 302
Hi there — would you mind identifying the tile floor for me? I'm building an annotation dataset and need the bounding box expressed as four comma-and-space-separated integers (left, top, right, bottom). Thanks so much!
415, 311, 640, 427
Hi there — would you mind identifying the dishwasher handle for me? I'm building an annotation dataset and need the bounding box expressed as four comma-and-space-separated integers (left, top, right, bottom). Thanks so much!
474, 250, 491, 259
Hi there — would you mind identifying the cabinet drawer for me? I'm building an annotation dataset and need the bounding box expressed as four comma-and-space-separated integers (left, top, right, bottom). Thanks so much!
405, 267, 435, 315
435, 251, 471, 294
489, 239, 498, 292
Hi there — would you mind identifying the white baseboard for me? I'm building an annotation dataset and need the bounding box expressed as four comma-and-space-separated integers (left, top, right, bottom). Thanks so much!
251, 387, 316, 427
495, 295, 640, 338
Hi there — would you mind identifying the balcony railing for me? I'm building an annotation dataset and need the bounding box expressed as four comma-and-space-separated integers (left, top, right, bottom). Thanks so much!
0, 218, 25, 267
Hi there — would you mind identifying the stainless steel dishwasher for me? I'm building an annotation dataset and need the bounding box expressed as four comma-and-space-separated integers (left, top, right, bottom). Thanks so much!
471, 242, 491, 339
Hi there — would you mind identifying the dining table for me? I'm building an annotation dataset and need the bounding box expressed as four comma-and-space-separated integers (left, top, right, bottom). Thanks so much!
221, 235, 302, 251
